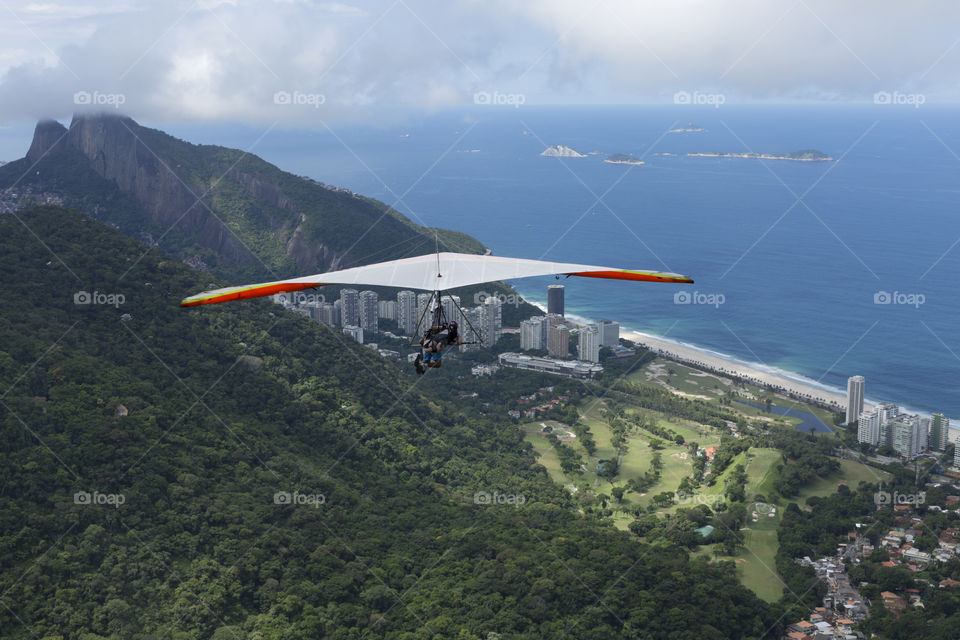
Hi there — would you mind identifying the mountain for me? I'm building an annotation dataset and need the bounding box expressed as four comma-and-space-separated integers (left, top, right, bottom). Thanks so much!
0, 206, 775, 638
0, 113, 538, 324
0, 114, 484, 282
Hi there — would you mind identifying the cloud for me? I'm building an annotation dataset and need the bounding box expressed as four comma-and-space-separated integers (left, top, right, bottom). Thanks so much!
0, 0, 958, 125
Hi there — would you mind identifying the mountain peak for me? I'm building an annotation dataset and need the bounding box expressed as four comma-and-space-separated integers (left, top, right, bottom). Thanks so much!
25, 119, 68, 162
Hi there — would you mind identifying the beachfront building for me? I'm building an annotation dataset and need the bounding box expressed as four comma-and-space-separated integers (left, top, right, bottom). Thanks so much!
955, 443, 960, 469
397, 290, 418, 335
858, 409, 880, 446
520, 317, 546, 351
891, 416, 920, 459
931, 413, 950, 451
846, 375, 865, 425
877, 402, 899, 446
547, 284, 565, 316
359, 290, 378, 333
578, 324, 601, 363
548, 323, 569, 358
596, 319, 620, 347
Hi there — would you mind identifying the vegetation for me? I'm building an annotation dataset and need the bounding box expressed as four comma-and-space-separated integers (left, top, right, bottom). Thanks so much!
0, 206, 777, 639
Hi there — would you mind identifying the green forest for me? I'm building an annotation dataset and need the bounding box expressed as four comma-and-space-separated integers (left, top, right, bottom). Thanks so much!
0, 207, 778, 638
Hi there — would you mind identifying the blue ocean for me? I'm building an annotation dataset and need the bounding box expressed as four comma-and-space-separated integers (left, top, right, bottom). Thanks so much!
161, 107, 960, 416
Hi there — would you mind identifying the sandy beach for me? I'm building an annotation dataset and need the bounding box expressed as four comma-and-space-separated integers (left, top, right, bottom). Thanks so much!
519, 297, 850, 412
621, 330, 849, 410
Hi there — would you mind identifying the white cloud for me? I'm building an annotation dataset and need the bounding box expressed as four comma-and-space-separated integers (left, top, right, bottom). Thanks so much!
0, 0, 958, 125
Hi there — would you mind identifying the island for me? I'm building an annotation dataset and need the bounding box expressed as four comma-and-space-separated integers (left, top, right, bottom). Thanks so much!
688, 149, 832, 162
604, 153, 645, 166
540, 144, 587, 158
669, 124, 704, 133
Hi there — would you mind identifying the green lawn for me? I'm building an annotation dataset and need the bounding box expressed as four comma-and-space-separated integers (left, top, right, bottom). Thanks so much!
744, 448, 782, 501
795, 458, 891, 504
737, 528, 785, 602
522, 424, 567, 485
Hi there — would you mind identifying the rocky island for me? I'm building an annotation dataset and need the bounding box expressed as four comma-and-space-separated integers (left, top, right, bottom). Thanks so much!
604, 153, 645, 166
540, 144, 587, 158
688, 149, 832, 162
669, 124, 705, 133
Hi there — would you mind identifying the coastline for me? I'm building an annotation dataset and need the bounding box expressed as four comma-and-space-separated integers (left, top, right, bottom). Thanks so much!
518, 297, 850, 411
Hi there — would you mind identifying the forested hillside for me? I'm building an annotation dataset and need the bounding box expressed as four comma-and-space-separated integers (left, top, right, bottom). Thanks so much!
0, 207, 775, 639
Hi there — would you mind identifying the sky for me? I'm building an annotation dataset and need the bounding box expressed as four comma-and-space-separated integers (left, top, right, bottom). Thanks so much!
0, 0, 958, 130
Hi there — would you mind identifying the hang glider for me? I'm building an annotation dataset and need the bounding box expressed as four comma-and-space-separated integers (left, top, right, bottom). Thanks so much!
180, 252, 693, 307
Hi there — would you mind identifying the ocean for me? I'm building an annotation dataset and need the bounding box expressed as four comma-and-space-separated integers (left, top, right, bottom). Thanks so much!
89, 106, 960, 417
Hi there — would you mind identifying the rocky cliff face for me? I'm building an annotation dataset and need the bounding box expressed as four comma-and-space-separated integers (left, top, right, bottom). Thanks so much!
10, 113, 470, 282
25, 119, 69, 162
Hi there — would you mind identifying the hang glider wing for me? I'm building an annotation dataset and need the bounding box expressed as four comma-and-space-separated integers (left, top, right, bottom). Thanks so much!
180, 252, 693, 307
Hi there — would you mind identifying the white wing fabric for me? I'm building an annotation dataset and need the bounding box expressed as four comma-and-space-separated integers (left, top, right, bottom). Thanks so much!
181, 252, 692, 307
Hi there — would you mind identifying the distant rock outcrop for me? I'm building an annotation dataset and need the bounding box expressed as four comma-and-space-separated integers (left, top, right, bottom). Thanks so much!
540, 144, 587, 158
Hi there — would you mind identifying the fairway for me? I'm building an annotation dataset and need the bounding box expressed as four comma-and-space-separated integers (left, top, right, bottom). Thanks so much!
737, 529, 784, 602
744, 448, 782, 500
796, 458, 891, 503
522, 424, 568, 485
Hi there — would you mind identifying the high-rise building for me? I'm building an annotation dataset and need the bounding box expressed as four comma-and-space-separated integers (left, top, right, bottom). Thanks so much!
891, 416, 919, 459
460, 306, 482, 352
397, 290, 418, 335
417, 293, 433, 329
547, 284, 565, 316
596, 320, 620, 347
857, 410, 880, 446
846, 375, 865, 425
578, 325, 600, 363
342, 325, 363, 344
955, 442, 960, 469
442, 295, 462, 327
520, 317, 545, 351
877, 402, 899, 446
340, 289, 359, 327
548, 323, 569, 358
378, 300, 396, 321
480, 297, 502, 346
359, 290, 379, 333
917, 416, 930, 453
316, 302, 337, 326
931, 413, 950, 451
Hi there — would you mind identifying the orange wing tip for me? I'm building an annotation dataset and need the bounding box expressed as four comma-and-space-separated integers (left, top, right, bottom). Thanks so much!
181, 282, 323, 307
570, 270, 694, 284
